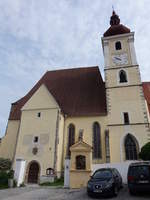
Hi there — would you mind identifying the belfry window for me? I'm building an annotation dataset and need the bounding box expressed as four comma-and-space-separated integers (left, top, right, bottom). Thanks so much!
125, 134, 138, 160
119, 70, 127, 83
115, 41, 122, 50
67, 124, 75, 157
93, 122, 102, 159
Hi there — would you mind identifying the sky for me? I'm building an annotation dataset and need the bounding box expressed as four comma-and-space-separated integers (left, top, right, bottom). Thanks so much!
0, 0, 150, 137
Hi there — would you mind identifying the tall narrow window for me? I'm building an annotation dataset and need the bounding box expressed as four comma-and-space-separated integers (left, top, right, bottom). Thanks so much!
119, 70, 127, 83
123, 112, 130, 124
105, 130, 110, 163
93, 122, 101, 159
125, 134, 138, 160
67, 124, 75, 157
115, 41, 122, 50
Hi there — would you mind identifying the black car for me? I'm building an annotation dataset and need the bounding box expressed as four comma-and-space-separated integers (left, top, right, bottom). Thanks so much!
128, 162, 150, 195
87, 168, 122, 197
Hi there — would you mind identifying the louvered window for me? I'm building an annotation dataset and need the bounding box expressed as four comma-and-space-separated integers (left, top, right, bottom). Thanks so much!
119, 70, 127, 83
115, 41, 122, 50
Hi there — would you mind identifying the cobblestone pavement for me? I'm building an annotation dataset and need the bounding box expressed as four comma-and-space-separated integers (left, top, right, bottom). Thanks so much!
0, 185, 150, 200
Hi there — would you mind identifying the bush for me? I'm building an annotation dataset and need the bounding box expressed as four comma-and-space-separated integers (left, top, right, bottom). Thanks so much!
139, 142, 150, 160
0, 158, 11, 171
0, 171, 9, 187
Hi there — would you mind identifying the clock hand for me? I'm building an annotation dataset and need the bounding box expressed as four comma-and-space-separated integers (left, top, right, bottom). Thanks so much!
114, 57, 121, 61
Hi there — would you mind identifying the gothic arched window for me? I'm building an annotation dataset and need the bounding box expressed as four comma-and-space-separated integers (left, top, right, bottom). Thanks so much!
125, 134, 138, 160
76, 155, 86, 170
93, 122, 102, 159
67, 124, 75, 157
115, 41, 122, 50
119, 70, 127, 83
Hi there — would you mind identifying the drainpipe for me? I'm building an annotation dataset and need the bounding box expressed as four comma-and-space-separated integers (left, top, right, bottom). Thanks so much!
61, 114, 67, 175
53, 109, 60, 175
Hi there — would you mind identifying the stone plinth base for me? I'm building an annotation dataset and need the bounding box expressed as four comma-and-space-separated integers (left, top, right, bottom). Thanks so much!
40, 175, 55, 184
70, 170, 91, 188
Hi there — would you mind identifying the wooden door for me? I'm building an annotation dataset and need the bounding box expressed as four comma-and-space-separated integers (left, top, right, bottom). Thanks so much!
27, 162, 39, 183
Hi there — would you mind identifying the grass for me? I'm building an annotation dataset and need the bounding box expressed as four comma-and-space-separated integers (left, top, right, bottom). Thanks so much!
0, 184, 8, 190
40, 178, 64, 187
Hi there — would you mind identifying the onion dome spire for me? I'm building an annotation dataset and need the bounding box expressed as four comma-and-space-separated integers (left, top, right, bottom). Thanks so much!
103, 10, 130, 37
110, 10, 120, 26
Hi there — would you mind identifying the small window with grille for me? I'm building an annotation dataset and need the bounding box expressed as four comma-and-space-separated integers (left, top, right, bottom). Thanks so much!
34, 136, 39, 143
37, 112, 41, 117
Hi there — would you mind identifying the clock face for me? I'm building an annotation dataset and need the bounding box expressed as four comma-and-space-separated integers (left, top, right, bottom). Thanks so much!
112, 53, 128, 65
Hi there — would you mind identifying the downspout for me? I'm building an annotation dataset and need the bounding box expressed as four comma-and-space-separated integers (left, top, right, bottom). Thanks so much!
61, 114, 66, 175
53, 109, 60, 174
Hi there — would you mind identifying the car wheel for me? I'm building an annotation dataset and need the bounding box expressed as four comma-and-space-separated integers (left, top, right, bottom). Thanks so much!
129, 189, 135, 196
120, 183, 123, 189
113, 186, 118, 197
87, 192, 92, 197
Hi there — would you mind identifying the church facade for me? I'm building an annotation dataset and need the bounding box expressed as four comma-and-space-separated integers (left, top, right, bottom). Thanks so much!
0, 11, 150, 184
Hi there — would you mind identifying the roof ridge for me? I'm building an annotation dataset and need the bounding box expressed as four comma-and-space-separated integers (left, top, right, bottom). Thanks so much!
46, 66, 99, 73
142, 81, 150, 84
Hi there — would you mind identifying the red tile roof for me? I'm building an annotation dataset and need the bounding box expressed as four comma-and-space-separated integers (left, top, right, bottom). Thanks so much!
9, 66, 107, 120
104, 24, 130, 37
142, 82, 150, 114
103, 11, 130, 37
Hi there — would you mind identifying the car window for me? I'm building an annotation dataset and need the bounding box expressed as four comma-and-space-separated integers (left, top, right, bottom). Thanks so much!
93, 170, 112, 179
113, 169, 120, 177
129, 165, 150, 177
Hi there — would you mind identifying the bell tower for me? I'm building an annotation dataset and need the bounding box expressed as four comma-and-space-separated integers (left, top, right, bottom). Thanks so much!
102, 11, 150, 163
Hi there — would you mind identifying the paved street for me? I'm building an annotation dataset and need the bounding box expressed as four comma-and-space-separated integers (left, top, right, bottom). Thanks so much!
0, 185, 150, 200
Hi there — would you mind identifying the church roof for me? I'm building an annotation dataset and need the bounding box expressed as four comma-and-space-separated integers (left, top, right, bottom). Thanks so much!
9, 66, 107, 120
104, 11, 130, 37
142, 82, 150, 114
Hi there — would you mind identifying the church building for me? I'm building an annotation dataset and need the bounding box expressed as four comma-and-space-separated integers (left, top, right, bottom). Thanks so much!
0, 11, 150, 184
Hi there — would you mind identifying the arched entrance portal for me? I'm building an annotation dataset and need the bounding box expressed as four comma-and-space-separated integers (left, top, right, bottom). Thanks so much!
27, 161, 40, 183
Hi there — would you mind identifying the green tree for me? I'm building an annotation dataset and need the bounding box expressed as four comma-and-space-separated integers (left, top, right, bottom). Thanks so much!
139, 142, 150, 160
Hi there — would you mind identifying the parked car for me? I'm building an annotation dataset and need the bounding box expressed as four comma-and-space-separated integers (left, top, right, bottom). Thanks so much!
87, 168, 123, 197
128, 162, 150, 195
